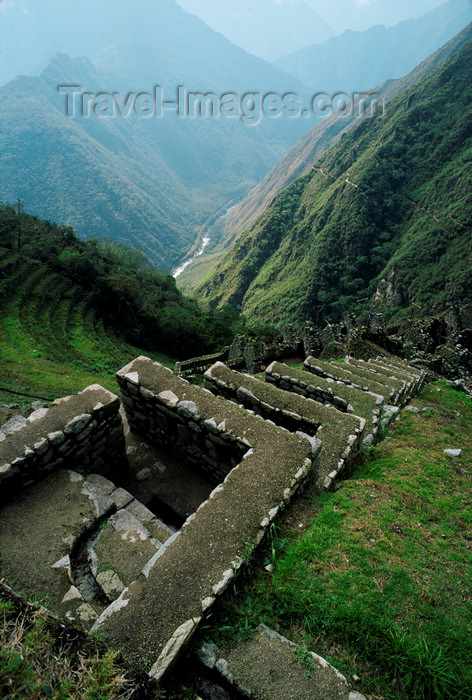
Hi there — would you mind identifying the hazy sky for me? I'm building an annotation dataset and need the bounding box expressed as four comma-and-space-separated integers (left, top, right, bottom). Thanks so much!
0, 0, 467, 84
175, 0, 449, 33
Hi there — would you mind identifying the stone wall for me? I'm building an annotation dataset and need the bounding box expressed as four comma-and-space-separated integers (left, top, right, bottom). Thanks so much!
265, 360, 384, 448
204, 363, 323, 438
203, 362, 365, 488
96, 356, 321, 679
118, 363, 250, 485
175, 347, 231, 378
266, 361, 350, 411
0, 385, 126, 498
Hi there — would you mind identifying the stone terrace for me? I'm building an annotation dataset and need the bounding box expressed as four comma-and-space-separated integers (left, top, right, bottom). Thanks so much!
0, 352, 426, 696
91, 357, 320, 680
265, 360, 383, 447
204, 362, 365, 487
304, 356, 423, 406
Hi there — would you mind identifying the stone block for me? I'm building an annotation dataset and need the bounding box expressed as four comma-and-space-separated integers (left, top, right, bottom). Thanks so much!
177, 401, 200, 420
48, 430, 65, 446
64, 414, 92, 435
76, 420, 99, 442
87, 474, 115, 494
126, 499, 156, 523
33, 439, 50, 456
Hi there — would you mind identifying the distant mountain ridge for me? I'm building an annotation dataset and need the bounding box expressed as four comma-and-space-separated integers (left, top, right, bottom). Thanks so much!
0, 0, 312, 271
275, 0, 472, 95
304, 0, 452, 32
197, 32, 472, 327
174, 0, 334, 62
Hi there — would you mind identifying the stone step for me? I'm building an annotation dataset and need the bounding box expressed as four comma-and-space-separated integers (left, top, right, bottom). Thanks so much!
204, 362, 365, 488
374, 355, 423, 376
371, 356, 426, 392
0, 466, 175, 630
334, 359, 406, 404
0, 469, 115, 628
367, 357, 426, 400
265, 361, 383, 447
304, 356, 397, 404
199, 625, 367, 700
92, 509, 173, 600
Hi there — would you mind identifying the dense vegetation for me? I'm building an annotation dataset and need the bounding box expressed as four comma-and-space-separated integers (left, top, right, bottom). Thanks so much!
198, 38, 472, 327
0, 204, 248, 400
0, 0, 310, 272
209, 381, 472, 699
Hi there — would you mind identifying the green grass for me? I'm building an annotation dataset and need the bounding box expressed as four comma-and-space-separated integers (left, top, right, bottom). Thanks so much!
0, 598, 142, 699
207, 382, 472, 699
0, 254, 174, 401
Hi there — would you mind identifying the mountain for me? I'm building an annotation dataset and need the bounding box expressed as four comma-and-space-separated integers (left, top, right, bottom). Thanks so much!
304, 0, 455, 33
197, 36, 472, 327
0, 0, 312, 272
221, 24, 472, 245
174, 0, 334, 62
177, 23, 472, 290
275, 0, 472, 94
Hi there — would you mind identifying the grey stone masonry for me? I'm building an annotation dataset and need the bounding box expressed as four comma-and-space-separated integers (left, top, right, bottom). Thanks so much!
265, 361, 383, 447
208, 625, 368, 700
0, 385, 127, 498
94, 356, 321, 680
0, 468, 172, 629
369, 357, 426, 395
344, 358, 417, 405
118, 359, 251, 485
304, 356, 397, 404
204, 362, 365, 488
175, 347, 231, 378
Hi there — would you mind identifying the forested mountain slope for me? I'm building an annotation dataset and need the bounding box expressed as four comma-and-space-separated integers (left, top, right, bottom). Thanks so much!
0, 205, 247, 399
213, 24, 472, 254
0, 0, 310, 272
198, 39, 472, 327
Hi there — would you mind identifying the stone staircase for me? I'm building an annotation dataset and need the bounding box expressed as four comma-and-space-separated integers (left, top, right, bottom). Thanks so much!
265, 360, 383, 447
204, 361, 366, 488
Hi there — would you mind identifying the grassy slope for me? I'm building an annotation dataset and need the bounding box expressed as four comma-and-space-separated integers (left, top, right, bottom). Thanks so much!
209, 382, 472, 699
197, 39, 472, 327
0, 594, 152, 700
0, 248, 173, 403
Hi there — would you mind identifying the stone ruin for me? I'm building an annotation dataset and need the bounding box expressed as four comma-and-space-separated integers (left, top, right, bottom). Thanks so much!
0, 352, 426, 698
175, 306, 472, 397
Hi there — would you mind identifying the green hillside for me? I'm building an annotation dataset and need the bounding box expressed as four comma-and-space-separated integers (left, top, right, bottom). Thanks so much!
0, 205, 243, 402
0, 0, 312, 273
198, 38, 472, 328
211, 380, 472, 699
